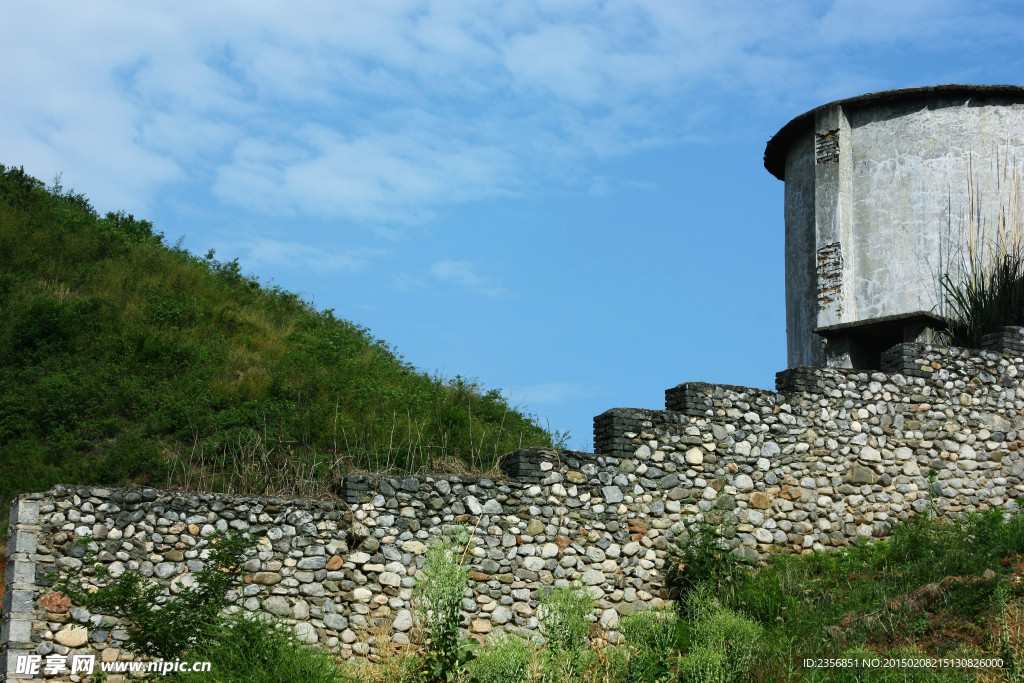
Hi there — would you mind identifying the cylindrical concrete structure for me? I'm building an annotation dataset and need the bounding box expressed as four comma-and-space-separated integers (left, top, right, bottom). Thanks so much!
765, 84, 1024, 369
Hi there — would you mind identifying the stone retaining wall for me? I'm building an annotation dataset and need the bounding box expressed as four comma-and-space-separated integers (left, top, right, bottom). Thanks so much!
593, 340, 1024, 558
7, 335, 1024, 679
2, 451, 671, 680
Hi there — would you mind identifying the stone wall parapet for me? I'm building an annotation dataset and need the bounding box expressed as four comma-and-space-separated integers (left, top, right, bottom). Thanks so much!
593, 341, 1024, 564
982, 327, 1024, 358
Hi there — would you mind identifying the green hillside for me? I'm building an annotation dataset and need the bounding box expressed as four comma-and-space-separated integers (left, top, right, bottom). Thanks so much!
0, 165, 557, 513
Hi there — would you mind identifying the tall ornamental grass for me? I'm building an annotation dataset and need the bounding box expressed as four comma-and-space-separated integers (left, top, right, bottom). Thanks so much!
941, 156, 1024, 348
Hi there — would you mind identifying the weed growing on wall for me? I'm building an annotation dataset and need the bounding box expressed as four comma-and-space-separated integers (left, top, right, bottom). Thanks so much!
465, 632, 535, 683
539, 582, 594, 680
56, 531, 253, 659
943, 251, 1024, 349
414, 526, 478, 681
668, 511, 747, 607
940, 158, 1024, 348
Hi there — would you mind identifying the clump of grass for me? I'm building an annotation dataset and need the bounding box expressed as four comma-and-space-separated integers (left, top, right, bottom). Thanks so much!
941, 155, 1024, 348
943, 251, 1024, 349
465, 632, 535, 683
540, 582, 595, 680
176, 615, 344, 683
342, 616, 424, 683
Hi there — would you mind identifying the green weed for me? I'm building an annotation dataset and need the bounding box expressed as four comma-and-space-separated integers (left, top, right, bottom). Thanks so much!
940, 157, 1023, 348
414, 527, 478, 682
56, 531, 254, 659
465, 632, 534, 683
173, 614, 343, 683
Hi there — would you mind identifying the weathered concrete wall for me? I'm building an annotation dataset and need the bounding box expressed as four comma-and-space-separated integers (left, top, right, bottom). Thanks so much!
784, 129, 820, 367
770, 86, 1024, 367
849, 96, 1024, 320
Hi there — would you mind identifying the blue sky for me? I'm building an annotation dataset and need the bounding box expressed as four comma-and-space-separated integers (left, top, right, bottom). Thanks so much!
2, 1, 1022, 450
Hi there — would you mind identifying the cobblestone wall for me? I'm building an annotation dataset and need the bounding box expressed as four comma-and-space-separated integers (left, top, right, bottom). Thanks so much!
2, 450, 671, 680
594, 339, 1024, 558
7, 334, 1024, 679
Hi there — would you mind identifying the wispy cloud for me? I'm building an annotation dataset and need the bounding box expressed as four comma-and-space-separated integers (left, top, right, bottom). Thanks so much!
508, 382, 605, 406
226, 237, 387, 274
429, 260, 506, 297
391, 272, 425, 292
213, 123, 516, 225
0, 0, 1019, 222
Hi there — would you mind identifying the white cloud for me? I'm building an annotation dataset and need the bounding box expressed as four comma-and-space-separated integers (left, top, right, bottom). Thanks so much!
391, 272, 425, 292
213, 123, 516, 224
0, 0, 1017, 222
224, 237, 387, 274
507, 381, 604, 405
429, 260, 506, 297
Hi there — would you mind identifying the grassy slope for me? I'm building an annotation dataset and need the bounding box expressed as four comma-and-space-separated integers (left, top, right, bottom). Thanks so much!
0, 165, 554, 513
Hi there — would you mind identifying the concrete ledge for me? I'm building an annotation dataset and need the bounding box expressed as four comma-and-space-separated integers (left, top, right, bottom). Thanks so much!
6, 562, 34, 588
1, 592, 33, 617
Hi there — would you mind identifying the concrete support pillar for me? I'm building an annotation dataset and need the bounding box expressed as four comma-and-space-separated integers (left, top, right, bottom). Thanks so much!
813, 105, 854, 332
812, 105, 856, 367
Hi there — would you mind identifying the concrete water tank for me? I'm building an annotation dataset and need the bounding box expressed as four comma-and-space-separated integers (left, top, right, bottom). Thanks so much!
765, 84, 1024, 369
